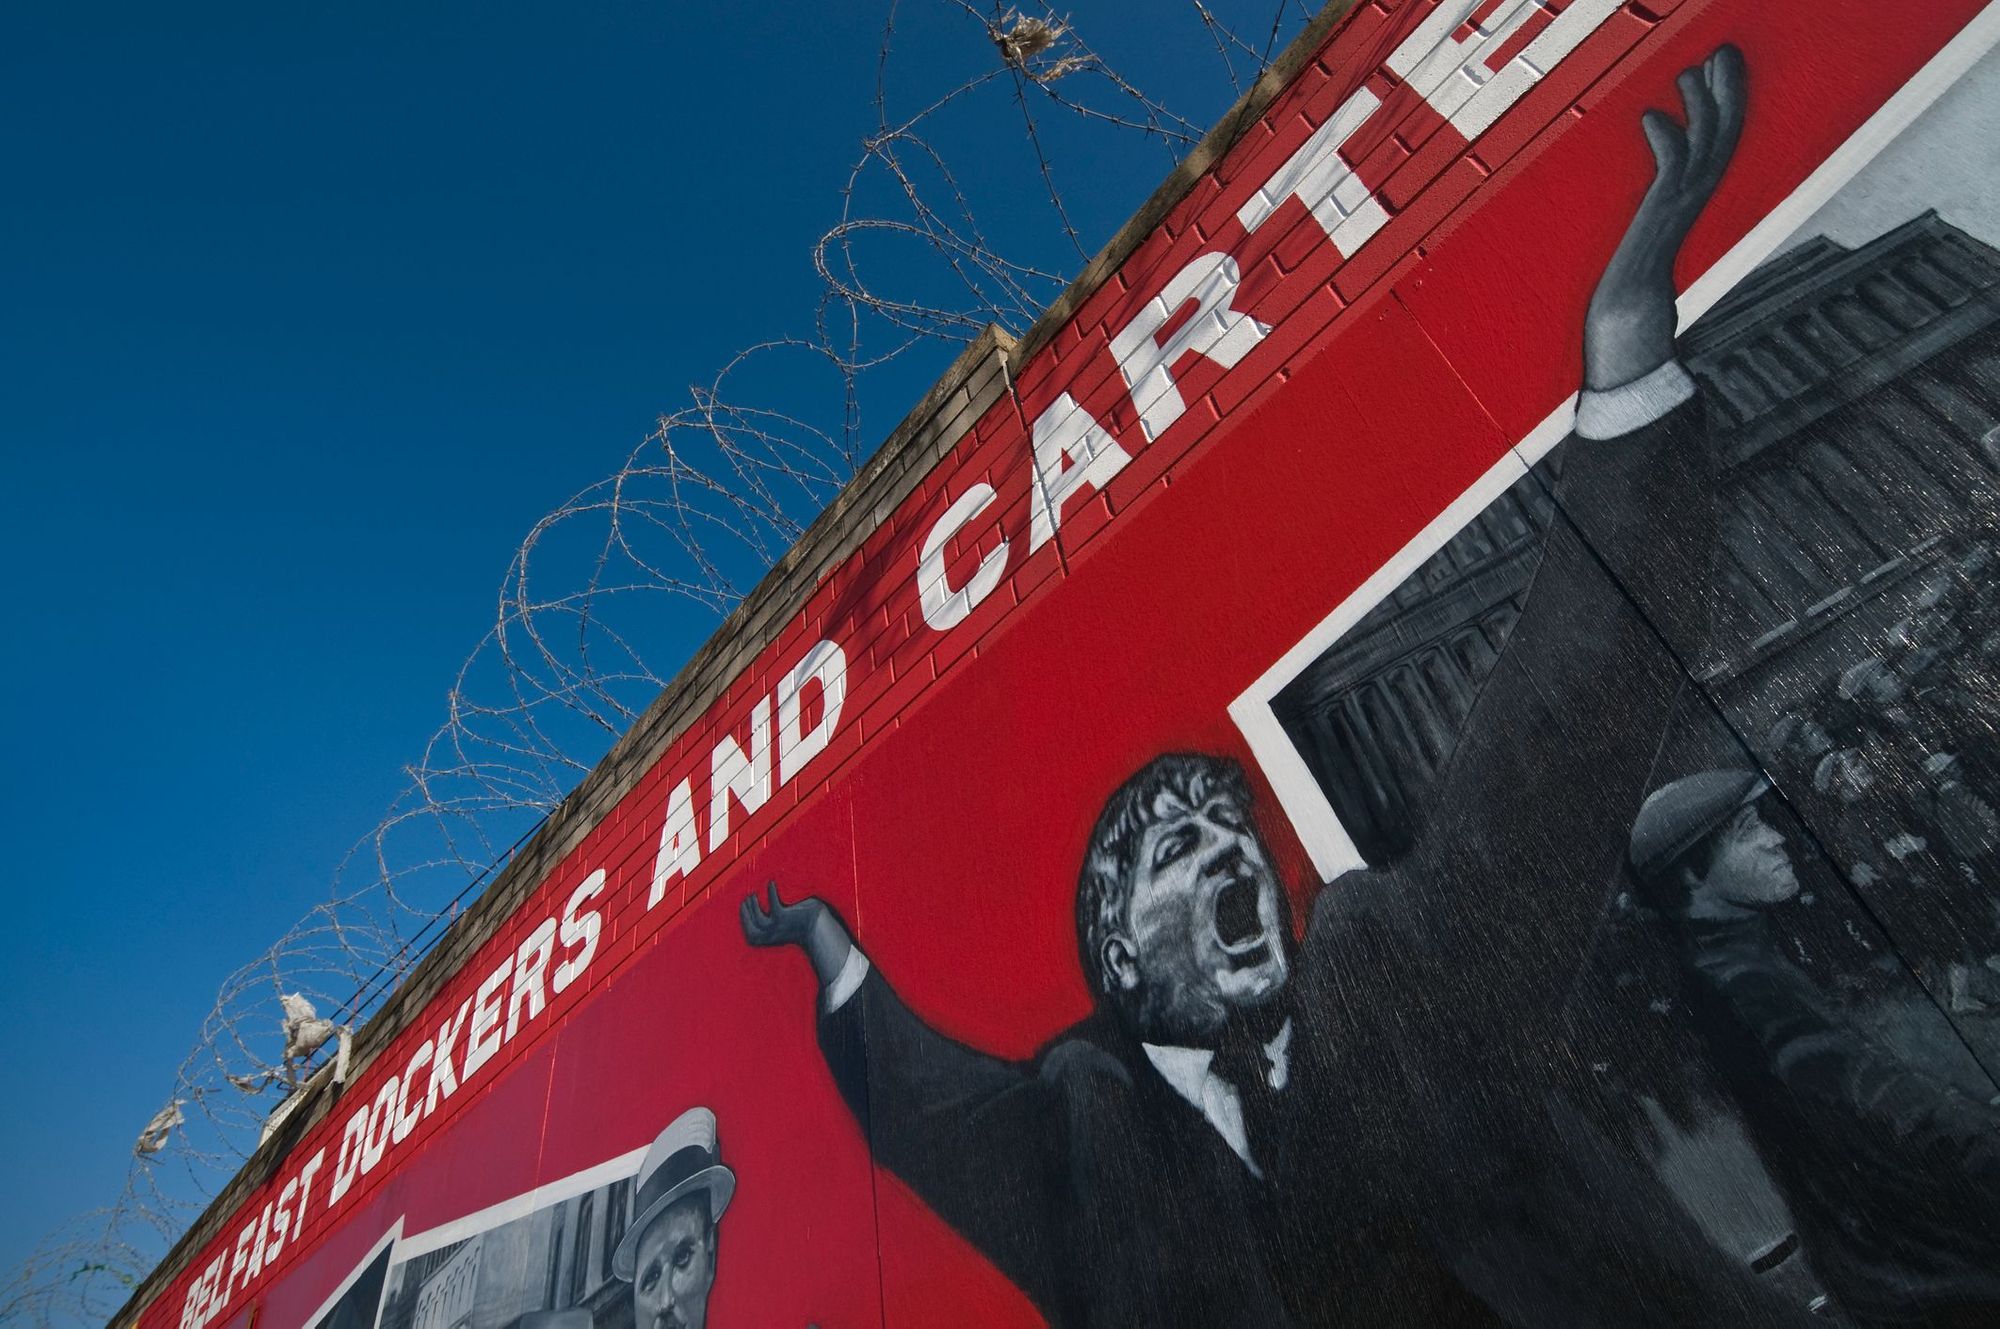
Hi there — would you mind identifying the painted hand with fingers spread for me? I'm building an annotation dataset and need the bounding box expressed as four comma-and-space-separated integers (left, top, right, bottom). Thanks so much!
1585, 45, 1748, 391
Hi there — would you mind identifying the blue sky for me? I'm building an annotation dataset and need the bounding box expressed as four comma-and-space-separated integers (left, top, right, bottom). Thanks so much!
0, 0, 1294, 1296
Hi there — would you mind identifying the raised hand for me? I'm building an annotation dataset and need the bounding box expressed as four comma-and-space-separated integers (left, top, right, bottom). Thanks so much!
740, 882, 855, 986
1584, 45, 1748, 391
741, 882, 822, 947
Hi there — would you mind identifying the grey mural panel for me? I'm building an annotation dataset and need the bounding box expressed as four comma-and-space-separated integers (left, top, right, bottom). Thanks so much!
1252, 47, 2000, 1322
306, 1246, 394, 1329
801, 427, 1896, 1322
1528, 52, 2000, 1099
1266, 460, 2000, 1323
375, 1173, 641, 1329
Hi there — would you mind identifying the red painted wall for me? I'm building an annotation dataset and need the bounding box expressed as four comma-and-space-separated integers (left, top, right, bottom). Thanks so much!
140, 3, 2000, 1326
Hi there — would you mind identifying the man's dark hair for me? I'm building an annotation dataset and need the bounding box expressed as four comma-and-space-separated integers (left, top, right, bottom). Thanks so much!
1075, 753, 1254, 1018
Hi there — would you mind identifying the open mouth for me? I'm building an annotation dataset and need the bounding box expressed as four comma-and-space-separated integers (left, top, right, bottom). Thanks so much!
1213, 873, 1264, 950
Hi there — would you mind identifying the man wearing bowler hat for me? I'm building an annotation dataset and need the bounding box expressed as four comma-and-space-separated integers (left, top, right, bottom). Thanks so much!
1633, 770, 2000, 1324
610, 1106, 735, 1329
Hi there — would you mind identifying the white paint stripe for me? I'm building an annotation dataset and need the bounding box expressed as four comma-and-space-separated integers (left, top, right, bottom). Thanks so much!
1228, 447, 1533, 881
294, 1221, 401, 1329
1231, 5, 2000, 880
1678, 2, 2000, 329
391, 1145, 648, 1262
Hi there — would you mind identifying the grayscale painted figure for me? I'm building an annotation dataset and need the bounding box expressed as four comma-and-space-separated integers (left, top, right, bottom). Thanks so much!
611, 1107, 735, 1329
1633, 772, 2000, 1326
744, 48, 1820, 1328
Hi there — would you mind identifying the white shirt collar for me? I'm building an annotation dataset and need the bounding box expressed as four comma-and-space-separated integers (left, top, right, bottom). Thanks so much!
1139, 1019, 1293, 1176
1139, 1041, 1216, 1104
1141, 1017, 1294, 1100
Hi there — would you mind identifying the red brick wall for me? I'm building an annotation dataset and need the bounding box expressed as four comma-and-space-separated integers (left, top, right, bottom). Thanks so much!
134, 3, 2000, 1325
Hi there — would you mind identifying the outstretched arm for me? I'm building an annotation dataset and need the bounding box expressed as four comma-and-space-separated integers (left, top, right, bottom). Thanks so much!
742, 884, 1069, 1310
1582, 46, 1747, 398
1563, 45, 1744, 652
1361, 51, 1745, 1047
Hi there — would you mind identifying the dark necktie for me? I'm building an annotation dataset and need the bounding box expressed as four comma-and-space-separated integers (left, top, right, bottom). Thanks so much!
1212, 1029, 1287, 1184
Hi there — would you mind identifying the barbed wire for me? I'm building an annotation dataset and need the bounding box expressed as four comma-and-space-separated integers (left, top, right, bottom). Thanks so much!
1, 4, 1312, 1324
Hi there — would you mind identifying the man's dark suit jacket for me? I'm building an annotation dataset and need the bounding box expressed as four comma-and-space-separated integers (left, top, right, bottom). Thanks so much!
814, 394, 1815, 1326
1681, 910, 2000, 1325
821, 967, 1493, 1326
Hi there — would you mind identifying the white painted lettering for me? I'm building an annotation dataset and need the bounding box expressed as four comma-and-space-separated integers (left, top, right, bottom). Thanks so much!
553, 870, 605, 994
1236, 86, 1388, 252
709, 698, 772, 852
424, 1000, 474, 1118
225, 1217, 258, 1296
648, 778, 701, 908
1394, 0, 1620, 141
391, 1042, 432, 1144
778, 639, 847, 784
266, 1176, 298, 1265
292, 1149, 324, 1228
327, 1105, 370, 1205
1109, 257, 1269, 441
358, 1075, 399, 1174
460, 957, 512, 1080
918, 483, 1008, 631
1029, 395, 1134, 549
507, 919, 558, 1039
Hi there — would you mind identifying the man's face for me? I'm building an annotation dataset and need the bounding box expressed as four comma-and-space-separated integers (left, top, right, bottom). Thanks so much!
1696, 804, 1800, 907
1118, 787, 1289, 1045
631, 1195, 716, 1329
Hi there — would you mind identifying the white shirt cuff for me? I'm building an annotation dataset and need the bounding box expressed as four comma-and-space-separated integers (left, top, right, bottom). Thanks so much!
822, 947, 871, 1014
1574, 361, 1696, 440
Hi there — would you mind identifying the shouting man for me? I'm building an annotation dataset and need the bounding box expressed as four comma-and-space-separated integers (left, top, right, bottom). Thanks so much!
746, 47, 1798, 1328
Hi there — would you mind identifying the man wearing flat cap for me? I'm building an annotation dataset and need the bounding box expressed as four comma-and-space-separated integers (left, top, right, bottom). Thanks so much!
1633, 772, 2000, 1325
610, 1106, 734, 1329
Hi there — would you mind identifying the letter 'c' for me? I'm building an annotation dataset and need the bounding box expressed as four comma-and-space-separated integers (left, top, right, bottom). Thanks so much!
917, 483, 1008, 631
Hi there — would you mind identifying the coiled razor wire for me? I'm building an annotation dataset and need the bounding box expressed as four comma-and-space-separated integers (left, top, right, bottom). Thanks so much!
0, 4, 1315, 1324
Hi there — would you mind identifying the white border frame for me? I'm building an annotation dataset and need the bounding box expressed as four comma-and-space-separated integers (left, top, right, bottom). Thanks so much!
285, 1146, 646, 1326
297, 1222, 401, 1329
1229, 4, 2000, 882
389, 1144, 648, 1264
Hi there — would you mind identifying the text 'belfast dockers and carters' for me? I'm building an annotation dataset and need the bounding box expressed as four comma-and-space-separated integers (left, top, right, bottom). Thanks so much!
175, 5, 1624, 1326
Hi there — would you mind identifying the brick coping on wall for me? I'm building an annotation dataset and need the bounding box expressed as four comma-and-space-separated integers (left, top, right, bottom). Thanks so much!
112, 3, 1358, 1319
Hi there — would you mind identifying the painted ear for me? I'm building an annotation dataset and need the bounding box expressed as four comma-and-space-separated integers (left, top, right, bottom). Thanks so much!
1101, 936, 1140, 993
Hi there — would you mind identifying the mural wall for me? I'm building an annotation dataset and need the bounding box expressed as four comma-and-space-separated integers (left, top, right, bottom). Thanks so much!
133, 2, 2000, 1326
